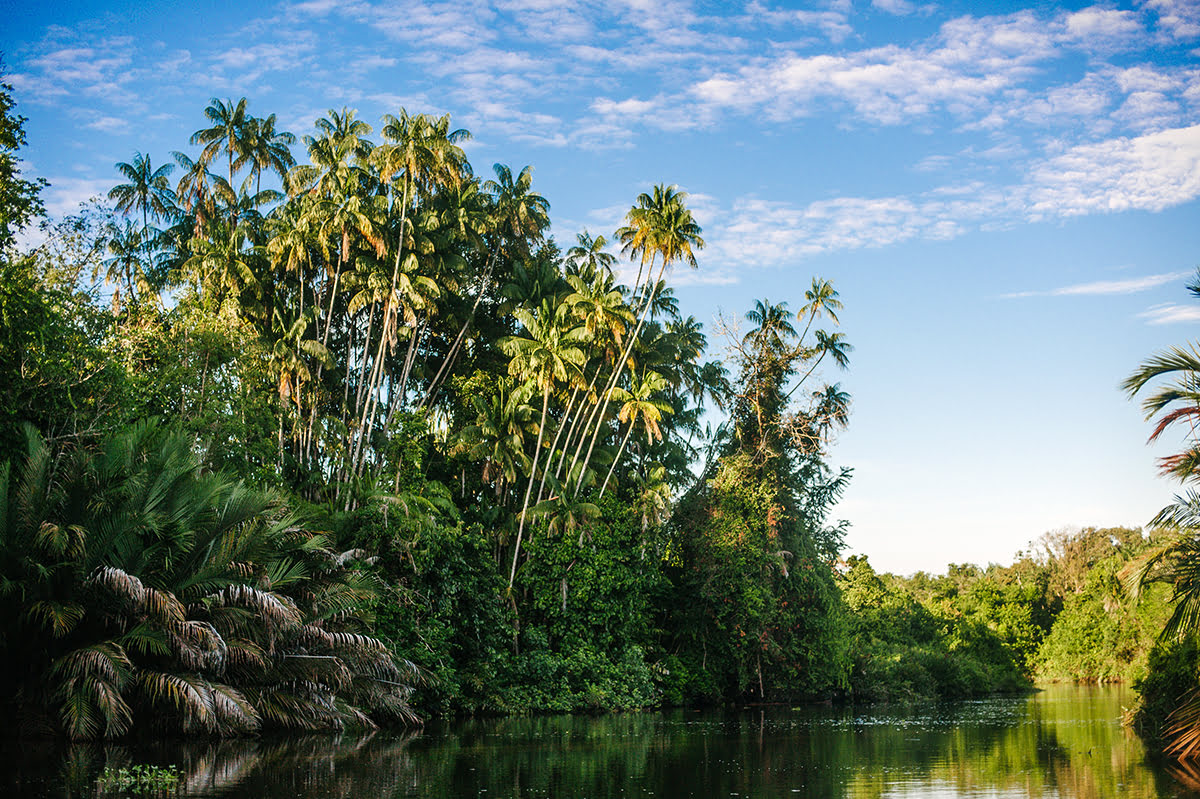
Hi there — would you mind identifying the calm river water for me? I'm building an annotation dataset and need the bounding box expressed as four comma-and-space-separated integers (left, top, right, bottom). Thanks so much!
7, 684, 1200, 798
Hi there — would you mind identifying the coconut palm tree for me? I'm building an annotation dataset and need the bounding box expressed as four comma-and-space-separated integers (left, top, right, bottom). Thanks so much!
565, 230, 616, 282
237, 113, 296, 197
100, 219, 151, 311
574, 186, 703, 488
109, 152, 176, 230
499, 299, 588, 588
191, 97, 249, 185
599, 370, 672, 497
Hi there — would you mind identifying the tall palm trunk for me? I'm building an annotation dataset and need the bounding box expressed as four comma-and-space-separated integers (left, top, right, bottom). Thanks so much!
537, 386, 578, 504
599, 420, 636, 498
421, 247, 500, 409
555, 358, 610, 484
574, 260, 667, 494
509, 383, 550, 589
351, 180, 410, 477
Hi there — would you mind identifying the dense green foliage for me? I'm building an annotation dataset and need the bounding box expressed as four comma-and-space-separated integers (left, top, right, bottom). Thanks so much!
0, 82, 874, 734
1122, 270, 1200, 759
0, 422, 416, 738
1036, 527, 1171, 684
839, 556, 1027, 702
6, 76, 1183, 744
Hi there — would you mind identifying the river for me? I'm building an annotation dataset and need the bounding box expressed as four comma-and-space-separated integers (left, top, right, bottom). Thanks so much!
6, 685, 1199, 797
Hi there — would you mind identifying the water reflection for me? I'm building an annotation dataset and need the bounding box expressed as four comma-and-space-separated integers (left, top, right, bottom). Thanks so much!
4, 685, 1197, 798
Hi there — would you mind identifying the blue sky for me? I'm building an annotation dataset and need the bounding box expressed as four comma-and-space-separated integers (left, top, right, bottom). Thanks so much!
5, 0, 1200, 573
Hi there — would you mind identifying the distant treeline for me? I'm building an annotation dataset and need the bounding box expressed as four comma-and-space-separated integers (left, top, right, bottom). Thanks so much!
841, 525, 1172, 704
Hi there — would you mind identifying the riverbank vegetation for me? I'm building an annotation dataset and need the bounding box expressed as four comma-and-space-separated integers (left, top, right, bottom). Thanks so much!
0, 83, 865, 736
1121, 271, 1200, 759
0, 79, 1194, 746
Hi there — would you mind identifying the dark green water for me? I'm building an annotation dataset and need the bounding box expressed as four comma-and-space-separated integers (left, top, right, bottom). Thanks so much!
7, 685, 1200, 798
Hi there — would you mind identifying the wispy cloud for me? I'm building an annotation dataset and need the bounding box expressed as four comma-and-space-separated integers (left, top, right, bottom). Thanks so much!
1001, 271, 1190, 299
1139, 302, 1200, 324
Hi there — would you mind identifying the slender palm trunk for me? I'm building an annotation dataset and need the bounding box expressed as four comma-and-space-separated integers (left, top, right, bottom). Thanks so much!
599, 420, 636, 498
351, 182, 410, 476
537, 386, 578, 504
509, 383, 550, 589
574, 260, 667, 493
353, 304, 376, 419
553, 355, 608, 482
421, 248, 500, 409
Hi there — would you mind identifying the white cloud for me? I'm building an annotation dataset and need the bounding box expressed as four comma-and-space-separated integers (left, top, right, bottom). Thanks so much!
687, 11, 1072, 126
1139, 302, 1200, 323
1063, 6, 1143, 46
1002, 271, 1190, 299
1144, 0, 1200, 40
1027, 124, 1200, 216
85, 115, 129, 133
40, 176, 112, 218
873, 0, 915, 15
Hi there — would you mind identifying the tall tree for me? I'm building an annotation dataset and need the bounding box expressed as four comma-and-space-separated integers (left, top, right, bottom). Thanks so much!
499, 299, 588, 588
108, 152, 176, 230
191, 97, 249, 185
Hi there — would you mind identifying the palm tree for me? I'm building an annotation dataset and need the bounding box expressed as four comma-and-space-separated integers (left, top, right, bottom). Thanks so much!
575, 185, 703, 488
745, 298, 797, 353
191, 97, 249, 185
499, 299, 588, 588
798, 277, 843, 340
421, 164, 550, 410
1121, 270, 1200, 757
172, 150, 215, 236
270, 305, 333, 460
184, 217, 262, 305
0, 423, 418, 739
237, 113, 296, 197
486, 164, 551, 252
616, 184, 703, 298
457, 381, 535, 502
100, 219, 150, 311
599, 370, 672, 497
1124, 344, 1200, 483
565, 230, 616, 282
109, 152, 176, 230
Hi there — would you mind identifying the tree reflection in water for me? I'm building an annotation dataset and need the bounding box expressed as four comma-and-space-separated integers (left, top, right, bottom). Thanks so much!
3, 685, 1196, 799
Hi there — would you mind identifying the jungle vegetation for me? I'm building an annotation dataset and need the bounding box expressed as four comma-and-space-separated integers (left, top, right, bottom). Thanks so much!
1121, 268, 1200, 759
0, 79, 1188, 742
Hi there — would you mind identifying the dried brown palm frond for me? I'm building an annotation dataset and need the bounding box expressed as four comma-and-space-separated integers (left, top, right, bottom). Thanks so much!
86, 566, 186, 628
292, 622, 336, 649
272, 652, 352, 692
135, 670, 217, 733
330, 696, 377, 729
346, 676, 420, 726
224, 637, 268, 674
245, 686, 339, 731
170, 619, 228, 673
51, 642, 134, 740
209, 682, 261, 735
208, 584, 302, 629
1165, 688, 1200, 759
